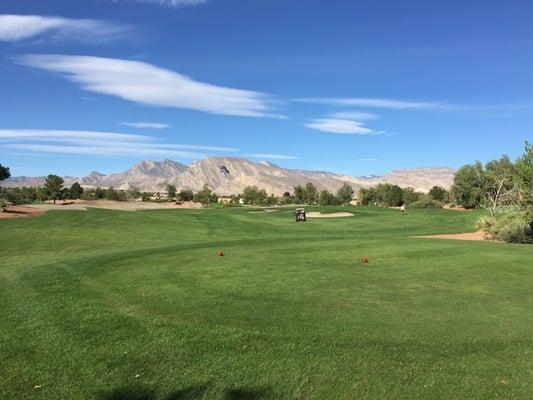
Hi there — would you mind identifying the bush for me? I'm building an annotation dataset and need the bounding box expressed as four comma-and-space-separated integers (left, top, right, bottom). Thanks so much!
409, 198, 443, 208
478, 211, 533, 244
428, 186, 448, 202
319, 190, 341, 206
0, 191, 26, 205
177, 190, 194, 202
222, 202, 242, 208
476, 216, 496, 233
0, 187, 38, 205
475, 216, 498, 240
81, 187, 106, 200
104, 187, 126, 201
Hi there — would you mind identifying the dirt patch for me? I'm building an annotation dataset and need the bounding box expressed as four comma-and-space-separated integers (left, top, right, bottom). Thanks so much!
416, 231, 494, 241
443, 205, 474, 212
2, 200, 206, 216
77, 200, 163, 211
27, 204, 88, 211
24, 200, 206, 212
306, 212, 354, 218
0, 206, 45, 219
167, 201, 204, 209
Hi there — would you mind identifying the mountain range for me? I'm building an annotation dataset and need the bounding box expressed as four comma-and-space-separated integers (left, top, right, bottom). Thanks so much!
3, 157, 455, 195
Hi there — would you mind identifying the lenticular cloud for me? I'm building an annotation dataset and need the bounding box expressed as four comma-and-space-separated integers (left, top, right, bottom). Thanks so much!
16, 54, 280, 118
0, 14, 127, 42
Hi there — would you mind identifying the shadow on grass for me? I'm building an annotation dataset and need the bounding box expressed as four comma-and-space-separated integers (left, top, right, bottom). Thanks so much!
166, 384, 209, 399
223, 386, 273, 399
97, 384, 272, 400
96, 385, 155, 400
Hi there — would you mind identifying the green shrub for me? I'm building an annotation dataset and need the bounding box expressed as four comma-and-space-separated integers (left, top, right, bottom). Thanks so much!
0, 188, 37, 205
0, 191, 25, 205
222, 202, 242, 208
478, 211, 533, 244
476, 216, 496, 233
409, 198, 443, 208
495, 212, 533, 244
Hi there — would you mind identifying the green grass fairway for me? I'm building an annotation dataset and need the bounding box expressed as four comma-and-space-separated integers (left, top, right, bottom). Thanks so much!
1, 207, 532, 399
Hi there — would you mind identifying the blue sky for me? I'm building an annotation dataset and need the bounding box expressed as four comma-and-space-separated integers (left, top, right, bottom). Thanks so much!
1, 0, 532, 177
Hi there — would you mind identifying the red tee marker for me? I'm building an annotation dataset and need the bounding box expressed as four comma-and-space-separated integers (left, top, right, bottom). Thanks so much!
216, 251, 224, 257
360, 257, 369, 264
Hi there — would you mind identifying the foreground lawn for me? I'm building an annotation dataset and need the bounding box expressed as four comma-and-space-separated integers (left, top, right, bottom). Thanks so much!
1, 206, 532, 399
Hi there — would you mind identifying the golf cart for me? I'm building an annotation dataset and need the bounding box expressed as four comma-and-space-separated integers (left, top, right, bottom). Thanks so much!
295, 208, 306, 222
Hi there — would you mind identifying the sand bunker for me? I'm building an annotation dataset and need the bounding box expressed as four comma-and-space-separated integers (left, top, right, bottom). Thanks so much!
416, 231, 493, 242
0, 206, 46, 219
306, 212, 354, 218
27, 204, 88, 211
248, 209, 280, 214
22, 200, 205, 213
0, 200, 208, 218
443, 205, 474, 212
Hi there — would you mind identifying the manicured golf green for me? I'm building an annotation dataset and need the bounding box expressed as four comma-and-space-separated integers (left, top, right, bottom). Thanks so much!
1, 207, 532, 399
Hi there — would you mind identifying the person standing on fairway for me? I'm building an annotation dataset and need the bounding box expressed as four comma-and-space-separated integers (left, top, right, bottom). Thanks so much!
400, 204, 406, 215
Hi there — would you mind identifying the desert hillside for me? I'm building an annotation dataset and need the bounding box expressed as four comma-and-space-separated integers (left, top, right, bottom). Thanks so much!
3, 157, 455, 195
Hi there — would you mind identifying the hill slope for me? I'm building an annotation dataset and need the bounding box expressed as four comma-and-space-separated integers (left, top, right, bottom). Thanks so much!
3, 157, 454, 195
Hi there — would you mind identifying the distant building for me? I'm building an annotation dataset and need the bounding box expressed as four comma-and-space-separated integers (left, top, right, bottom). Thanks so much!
149, 191, 168, 201
217, 196, 245, 205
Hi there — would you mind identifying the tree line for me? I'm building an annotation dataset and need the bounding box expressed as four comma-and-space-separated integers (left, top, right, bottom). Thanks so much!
450, 144, 532, 213
0, 166, 444, 210
0, 173, 144, 206
207, 182, 355, 207
162, 182, 355, 207
164, 184, 218, 206
358, 184, 449, 208
450, 142, 532, 243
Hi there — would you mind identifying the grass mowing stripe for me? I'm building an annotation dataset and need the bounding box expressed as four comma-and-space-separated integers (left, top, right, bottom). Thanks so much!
1, 206, 531, 399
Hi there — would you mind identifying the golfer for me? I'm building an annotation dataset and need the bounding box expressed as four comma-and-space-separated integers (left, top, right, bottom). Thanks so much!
400, 204, 406, 215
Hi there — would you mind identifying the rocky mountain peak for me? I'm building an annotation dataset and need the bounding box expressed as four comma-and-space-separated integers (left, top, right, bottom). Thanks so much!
4, 157, 456, 195
87, 171, 105, 178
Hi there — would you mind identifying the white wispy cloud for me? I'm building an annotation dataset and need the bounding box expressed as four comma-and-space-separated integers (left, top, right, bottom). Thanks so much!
113, 0, 207, 8
245, 153, 298, 160
16, 54, 281, 118
305, 118, 375, 135
0, 14, 128, 42
3, 143, 204, 159
0, 129, 148, 141
0, 129, 238, 158
120, 122, 170, 129
294, 97, 442, 110
328, 111, 378, 120
161, 144, 238, 152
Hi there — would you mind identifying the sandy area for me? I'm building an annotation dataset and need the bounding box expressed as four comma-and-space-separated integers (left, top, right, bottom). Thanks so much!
175, 202, 204, 209
22, 200, 204, 213
248, 209, 280, 214
306, 212, 354, 218
443, 205, 473, 212
0, 206, 45, 219
416, 231, 494, 241
28, 203, 89, 211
